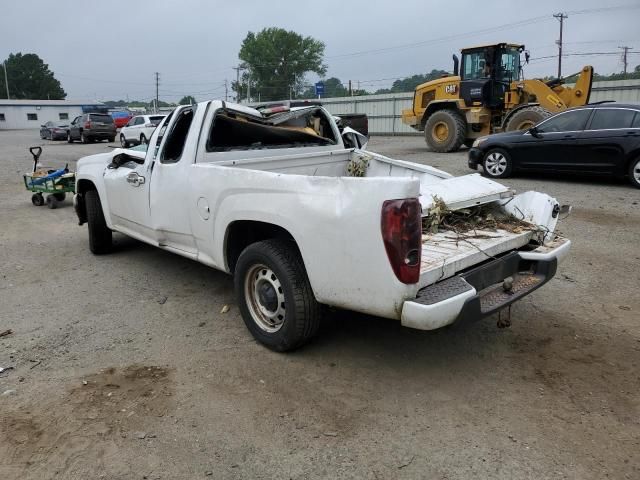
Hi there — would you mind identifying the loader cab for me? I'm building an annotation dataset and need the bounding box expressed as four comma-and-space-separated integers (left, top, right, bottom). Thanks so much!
458, 43, 524, 109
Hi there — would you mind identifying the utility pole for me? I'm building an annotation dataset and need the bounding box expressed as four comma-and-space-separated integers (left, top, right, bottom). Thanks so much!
3, 61, 9, 99
618, 46, 633, 75
247, 70, 251, 103
348, 80, 352, 96
553, 13, 568, 78
154, 72, 160, 113
232, 65, 244, 102
224, 79, 228, 101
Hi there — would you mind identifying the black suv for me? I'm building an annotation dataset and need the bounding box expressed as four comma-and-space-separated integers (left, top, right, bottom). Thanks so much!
68, 113, 116, 143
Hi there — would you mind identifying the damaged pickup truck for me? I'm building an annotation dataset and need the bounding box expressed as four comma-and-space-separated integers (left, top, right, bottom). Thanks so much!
74, 101, 571, 351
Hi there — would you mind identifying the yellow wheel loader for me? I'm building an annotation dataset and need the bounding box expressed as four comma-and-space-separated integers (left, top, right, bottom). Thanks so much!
401, 43, 594, 152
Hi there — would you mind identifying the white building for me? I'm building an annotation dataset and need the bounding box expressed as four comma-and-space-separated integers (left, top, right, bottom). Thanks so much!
0, 99, 107, 130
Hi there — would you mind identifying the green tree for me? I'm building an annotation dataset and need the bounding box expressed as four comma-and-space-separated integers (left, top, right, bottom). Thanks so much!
0, 53, 65, 100
234, 28, 326, 102
179, 95, 197, 105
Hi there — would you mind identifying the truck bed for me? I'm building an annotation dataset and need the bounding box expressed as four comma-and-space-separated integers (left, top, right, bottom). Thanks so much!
420, 228, 534, 286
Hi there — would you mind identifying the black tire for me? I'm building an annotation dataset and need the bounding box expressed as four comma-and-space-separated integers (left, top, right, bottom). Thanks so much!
46, 195, 58, 209
482, 148, 513, 179
67, 131, 73, 143
85, 190, 112, 254
31, 193, 45, 206
81, 132, 89, 144
234, 239, 321, 352
504, 106, 551, 132
120, 134, 129, 148
464, 139, 475, 149
109, 136, 116, 143
629, 157, 640, 189
424, 109, 466, 153
140, 134, 147, 145
53, 192, 66, 202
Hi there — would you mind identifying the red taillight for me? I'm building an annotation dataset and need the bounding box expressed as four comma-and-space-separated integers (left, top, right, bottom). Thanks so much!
381, 198, 422, 284
84, 121, 91, 129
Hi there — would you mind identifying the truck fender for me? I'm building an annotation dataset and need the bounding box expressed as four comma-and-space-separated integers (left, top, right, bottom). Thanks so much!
501, 103, 540, 130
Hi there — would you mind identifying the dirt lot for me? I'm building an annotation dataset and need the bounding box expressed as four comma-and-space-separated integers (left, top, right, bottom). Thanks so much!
1, 130, 639, 479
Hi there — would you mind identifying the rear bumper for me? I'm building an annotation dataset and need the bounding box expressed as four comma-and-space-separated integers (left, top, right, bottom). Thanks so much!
468, 147, 484, 168
401, 238, 570, 330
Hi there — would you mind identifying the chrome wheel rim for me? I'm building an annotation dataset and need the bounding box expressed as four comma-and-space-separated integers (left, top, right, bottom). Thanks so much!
633, 161, 640, 184
244, 264, 286, 333
485, 152, 508, 176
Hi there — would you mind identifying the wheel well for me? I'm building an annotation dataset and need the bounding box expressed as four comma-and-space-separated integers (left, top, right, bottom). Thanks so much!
77, 179, 97, 195
502, 103, 541, 129
225, 221, 298, 273
422, 102, 460, 127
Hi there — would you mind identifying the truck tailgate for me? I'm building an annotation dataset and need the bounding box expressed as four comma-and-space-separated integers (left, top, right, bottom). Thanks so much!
420, 228, 534, 287
420, 174, 512, 211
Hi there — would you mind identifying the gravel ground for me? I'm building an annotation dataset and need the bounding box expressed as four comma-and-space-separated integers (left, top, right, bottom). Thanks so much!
0, 130, 639, 479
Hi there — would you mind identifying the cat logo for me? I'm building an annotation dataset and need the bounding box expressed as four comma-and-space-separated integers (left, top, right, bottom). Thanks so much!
444, 84, 457, 94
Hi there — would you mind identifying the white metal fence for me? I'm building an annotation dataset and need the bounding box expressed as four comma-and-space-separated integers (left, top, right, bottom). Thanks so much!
311, 79, 640, 135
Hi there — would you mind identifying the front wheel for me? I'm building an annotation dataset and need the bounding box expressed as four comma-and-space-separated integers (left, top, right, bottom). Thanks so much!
629, 157, 640, 189
67, 131, 73, 143
85, 190, 112, 254
81, 132, 89, 144
234, 239, 321, 352
482, 148, 513, 178
424, 109, 467, 153
120, 134, 129, 148
31, 193, 45, 206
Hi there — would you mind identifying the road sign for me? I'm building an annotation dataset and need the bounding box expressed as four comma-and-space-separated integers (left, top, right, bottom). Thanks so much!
315, 82, 325, 97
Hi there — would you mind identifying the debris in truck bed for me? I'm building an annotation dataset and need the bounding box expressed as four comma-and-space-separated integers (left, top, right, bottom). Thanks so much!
346, 154, 370, 177
423, 195, 537, 236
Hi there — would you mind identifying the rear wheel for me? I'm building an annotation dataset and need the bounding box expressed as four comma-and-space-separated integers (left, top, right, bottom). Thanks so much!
81, 131, 89, 144
140, 134, 147, 145
504, 106, 551, 132
234, 239, 321, 352
482, 148, 513, 178
46, 195, 58, 209
109, 136, 116, 143
53, 192, 66, 202
424, 109, 466, 153
67, 131, 73, 143
85, 190, 112, 254
120, 134, 129, 148
629, 157, 640, 189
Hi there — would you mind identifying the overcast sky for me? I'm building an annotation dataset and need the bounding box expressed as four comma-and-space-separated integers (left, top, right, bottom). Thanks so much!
1, 0, 639, 102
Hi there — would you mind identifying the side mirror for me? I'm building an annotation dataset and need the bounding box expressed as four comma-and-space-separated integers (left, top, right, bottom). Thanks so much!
528, 126, 542, 138
342, 127, 368, 150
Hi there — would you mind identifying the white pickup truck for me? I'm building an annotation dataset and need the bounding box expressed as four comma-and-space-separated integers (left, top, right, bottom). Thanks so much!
74, 101, 571, 351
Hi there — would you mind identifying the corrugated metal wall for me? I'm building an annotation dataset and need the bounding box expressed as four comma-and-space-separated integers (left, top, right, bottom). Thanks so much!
315, 79, 640, 135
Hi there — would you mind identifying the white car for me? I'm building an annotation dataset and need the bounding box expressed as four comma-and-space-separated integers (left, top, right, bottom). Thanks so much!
119, 114, 166, 147
74, 102, 570, 351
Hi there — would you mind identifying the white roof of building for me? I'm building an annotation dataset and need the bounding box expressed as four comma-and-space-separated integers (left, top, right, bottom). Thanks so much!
0, 99, 105, 106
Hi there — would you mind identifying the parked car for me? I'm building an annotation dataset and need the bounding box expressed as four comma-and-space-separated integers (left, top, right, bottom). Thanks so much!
67, 113, 117, 143
119, 114, 166, 147
40, 121, 69, 140
468, 103, 640, 188
111, 111, 133, 129
74, 101, 570, 351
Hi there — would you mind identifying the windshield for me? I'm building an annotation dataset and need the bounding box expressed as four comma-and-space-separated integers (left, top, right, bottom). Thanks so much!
90, 114, 114, 123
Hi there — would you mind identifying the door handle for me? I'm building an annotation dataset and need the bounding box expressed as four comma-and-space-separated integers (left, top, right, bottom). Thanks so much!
126, 172, 145, 187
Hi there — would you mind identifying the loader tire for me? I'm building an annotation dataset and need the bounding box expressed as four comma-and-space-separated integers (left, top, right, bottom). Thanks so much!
504, 106, 551, 132
234, 239, 321, 352
424, 109, 466, 153
85, 190, 112, 254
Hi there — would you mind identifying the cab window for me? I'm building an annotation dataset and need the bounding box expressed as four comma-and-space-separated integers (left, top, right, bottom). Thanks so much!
160, 107, 194, 163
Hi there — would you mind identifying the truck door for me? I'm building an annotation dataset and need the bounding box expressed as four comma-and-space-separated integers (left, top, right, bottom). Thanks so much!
148, 106, 198, 254
103, 150, 154, 242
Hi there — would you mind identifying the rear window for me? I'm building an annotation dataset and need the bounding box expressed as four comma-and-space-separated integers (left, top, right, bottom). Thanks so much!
90, 114, 114, 123
589, 109, 636, 130
149, 116, 165, 126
